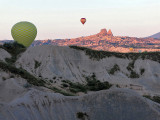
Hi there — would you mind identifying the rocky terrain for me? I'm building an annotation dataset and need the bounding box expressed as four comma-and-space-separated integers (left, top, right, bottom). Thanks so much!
30, 28, 160, 52
1, 29, 160, 53
148, 32, 160, 39
0, 43, 160, 120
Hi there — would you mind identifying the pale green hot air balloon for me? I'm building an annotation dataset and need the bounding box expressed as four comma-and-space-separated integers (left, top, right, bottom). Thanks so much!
11, 21, 37, 47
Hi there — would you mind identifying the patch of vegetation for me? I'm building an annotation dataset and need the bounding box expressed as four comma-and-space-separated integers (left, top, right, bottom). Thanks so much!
69, 46, 160, 63
0, 42, 26, 64
63, 80, 87, 93
126, 60, 140, 78
127, 60, 135, 71
10, 75, 14, 78
77, 112, 89, 120
143, 95, 152, 99
152, 96, 160, 104
85, 73, 112, 91
129, 71, 139, 78
62, 83, 69, 87
62, 73, 112, 93
34, 60, 41, 69
116, 84, 120, 88
49, 80, 53, 83
47, 86, 74, 96
143, 95, 160, 104
109, 64, 120, 75
140, 68, 145, 75
0, 61, 45, 86
2, 77, 6, 81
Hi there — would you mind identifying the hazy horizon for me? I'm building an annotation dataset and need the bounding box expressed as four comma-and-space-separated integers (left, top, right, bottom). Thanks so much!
0, 0, 160, 40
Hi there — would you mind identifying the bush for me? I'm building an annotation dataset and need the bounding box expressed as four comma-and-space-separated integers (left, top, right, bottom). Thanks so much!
2, 77, 6, 81
34, 60, 41, 69
2, 42, 26, 56
61, 73, 112, 94
109, 64, 120, 75
143, 95, 160, 104
77, 112, 88, 120
152, 96, 160, 104
85, 73, 112, 91
143, 95, 152, 99
0, 61, 45, 86
1, 42, 26, 64
66, 80, 87, 93
127, 60, 135, 71
140, 68, 145, 75
129, 71, 139, 78
69, 46, 160, 63
62, 83, 68, 87
47, 86, 74, 96
49, 80, 53, 83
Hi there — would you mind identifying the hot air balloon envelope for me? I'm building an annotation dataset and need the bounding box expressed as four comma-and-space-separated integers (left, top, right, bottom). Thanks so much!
129, 48, 133, 51
11, 21, 37, 47
80, 18, 86, 25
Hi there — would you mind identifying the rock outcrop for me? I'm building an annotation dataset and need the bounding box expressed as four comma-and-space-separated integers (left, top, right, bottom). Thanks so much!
0, 45, 160, 120
15, 45, 160, 96
107, 29, 113, 36
96, 28, 113, 37
97, 28, 108, 36
0, 88, 160, 120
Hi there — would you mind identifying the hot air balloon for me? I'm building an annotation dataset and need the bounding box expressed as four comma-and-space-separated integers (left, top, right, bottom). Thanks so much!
11, 21, 37, 47
80, 18, 86, 25
129, 48, 133, 52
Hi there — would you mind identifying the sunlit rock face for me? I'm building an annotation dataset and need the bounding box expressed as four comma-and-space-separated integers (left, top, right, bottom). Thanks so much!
98, 28, 108, 36
107, 29, 113, 36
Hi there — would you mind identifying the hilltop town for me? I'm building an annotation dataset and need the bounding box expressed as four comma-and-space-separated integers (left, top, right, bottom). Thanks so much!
1, 28, 160, 52
32, 28, 160, 52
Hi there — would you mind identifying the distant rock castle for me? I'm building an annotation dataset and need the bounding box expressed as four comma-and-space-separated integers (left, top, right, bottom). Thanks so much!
96, 28, 113, 37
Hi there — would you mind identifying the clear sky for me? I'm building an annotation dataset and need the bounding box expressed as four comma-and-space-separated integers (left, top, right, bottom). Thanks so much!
0, 0, 160, 40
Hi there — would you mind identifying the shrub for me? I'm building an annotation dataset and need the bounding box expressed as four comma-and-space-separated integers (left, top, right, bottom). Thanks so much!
67, 81, 87, 93
77, 112, 88, 120
143, 95, 152, 99
49, 80, 53, 83
109, 64, 120, 75
61, 73, 112, 94
47, 86, 74, 96
85, 73, 112, 91
129, 71, 139, 78
34, 60, 41, 69
126, 60, 140, 78
1, 42, 26, 64
62, 83, 69, 87
10, 75, 14, 78
0, 61, 45, 86
127, 60, 135, 71
2, 77, 6, 81
140, 68, 145, 75
152, 96, 160, 104
143, 95, 160, 104
69, 46, 160, 63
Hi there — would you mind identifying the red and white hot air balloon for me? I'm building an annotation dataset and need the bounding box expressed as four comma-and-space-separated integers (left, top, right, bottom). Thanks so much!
80, 18, 86, 25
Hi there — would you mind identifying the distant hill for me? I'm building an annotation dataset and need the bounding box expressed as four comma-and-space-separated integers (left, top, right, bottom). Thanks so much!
1, 29, 160, 52
147, 32, 160, 39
